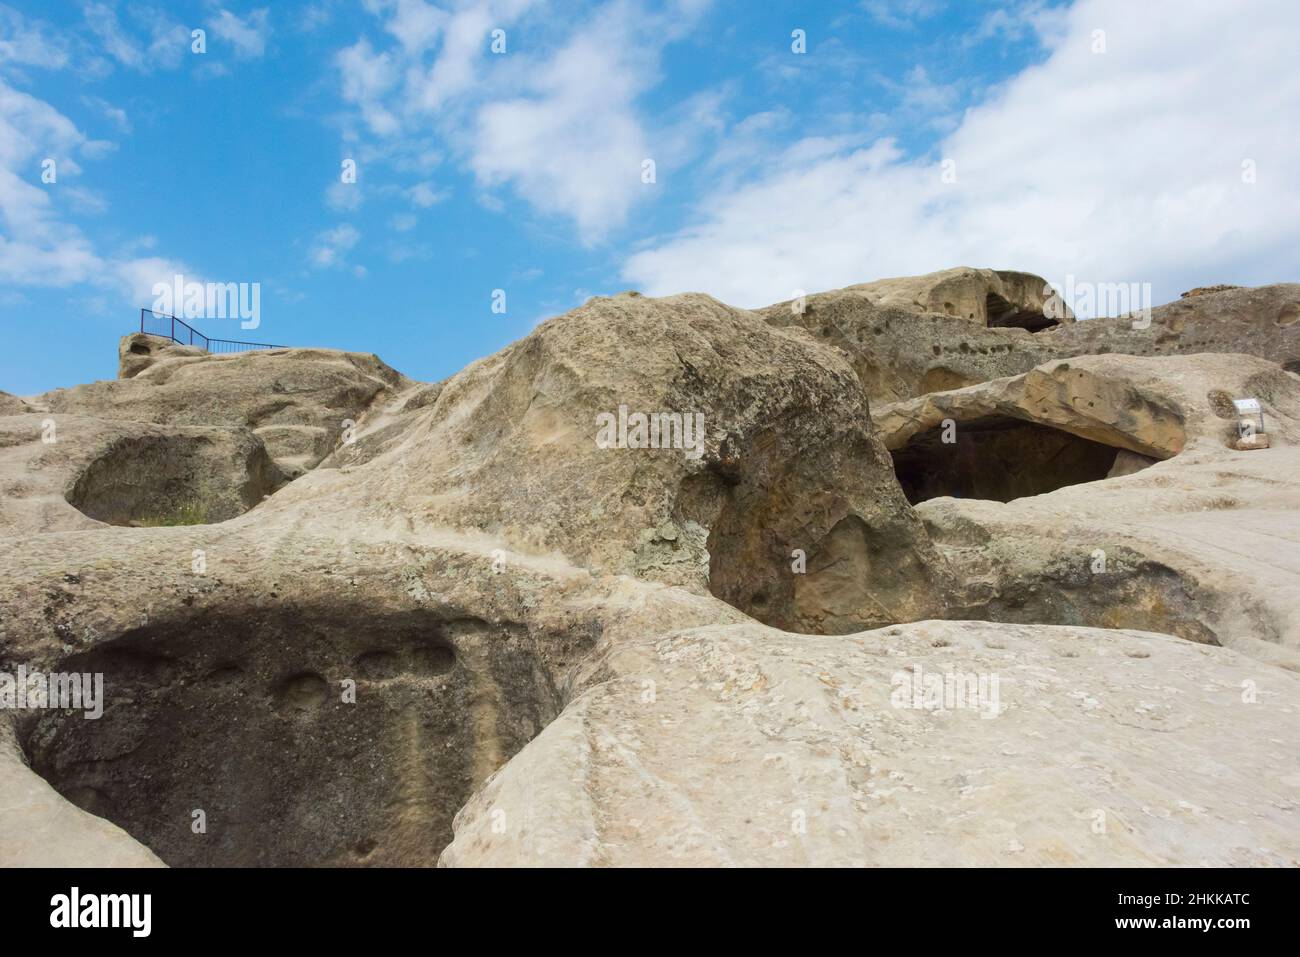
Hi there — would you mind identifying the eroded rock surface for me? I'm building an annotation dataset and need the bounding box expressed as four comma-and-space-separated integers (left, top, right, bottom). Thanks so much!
1041, 283, 1300, 373
758, 269, 1300, 404
843, 267, 1070, 330
261, 291, 950, 633
119, 332, 206, 380
442, 619, 1299, 867
2, 271, 1298, 869
759, 268, 1067, 404
0, 414, 284, 534
54, 339, 412, 475
876, 353, 1300, 666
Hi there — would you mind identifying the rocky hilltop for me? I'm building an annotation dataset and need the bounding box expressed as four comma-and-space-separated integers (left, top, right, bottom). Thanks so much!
2, 269, 1298, 867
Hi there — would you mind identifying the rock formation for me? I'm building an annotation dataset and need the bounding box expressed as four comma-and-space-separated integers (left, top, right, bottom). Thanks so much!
759, 269, 1300, 405
443, 619, 1299, 867
2, 269, 1297, 868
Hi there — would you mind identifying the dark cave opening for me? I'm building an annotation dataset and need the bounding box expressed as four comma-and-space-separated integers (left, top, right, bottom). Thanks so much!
67, 433, 283, 527
18, 604, 584, 867
985, 292, 1058, 332
891, 416, 1123, 504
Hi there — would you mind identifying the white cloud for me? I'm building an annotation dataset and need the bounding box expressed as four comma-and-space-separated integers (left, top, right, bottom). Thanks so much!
63, 184, 108, 215
468, 5, 656, 242
408, 181, 447, 207
208, 8, 271, 59
82, 1, 145, 69
299, 3, 336, 33
141, 13, 190, 68
81, 2, 189, 72
387, 239, 433, 263
0, 4, 70, 68
973, 2, 1069, 45
325, 178, 363, 212
335, 0, 711, 243
863, 0, 945, 30
623, 0, 1300, 312
114, 255, 197, 306
82, 94, 130, 133
309, 224, 361, 268
405, 0, 532, 112
897, 64, 957, 112
337, 38, 400, 135
0, 78, 189, 300
381, 0, 448, 54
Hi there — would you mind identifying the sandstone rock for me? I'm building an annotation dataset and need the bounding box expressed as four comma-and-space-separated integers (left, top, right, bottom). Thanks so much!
1181, 284, 1242, 298
873, 354, 1198, 464
263, 291, 950, 633
3, 271, 1299, 871
1106, 449, 1159, 477
1040, 283, 1300, 374
758, 267, 1067, 404
0, 391, 30, 415
759, 275, 1300, 405
52, 339, 413, 472
441, 619, 1300, 867
0, 728, 163, 867
845, 266, 1070, 329
874, 352, 1300, 666
0, 512, 733, 865
0, 414, 284, 536
118, 332, 206, 379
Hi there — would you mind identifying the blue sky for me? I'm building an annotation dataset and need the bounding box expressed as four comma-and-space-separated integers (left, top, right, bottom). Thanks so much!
1, 0, 1297, 395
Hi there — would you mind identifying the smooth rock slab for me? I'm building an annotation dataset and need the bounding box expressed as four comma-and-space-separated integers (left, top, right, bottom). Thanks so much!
441, 619, 1300, 867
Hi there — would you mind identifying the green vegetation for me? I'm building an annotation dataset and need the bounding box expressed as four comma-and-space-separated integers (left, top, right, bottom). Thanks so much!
135, 502, 210, 527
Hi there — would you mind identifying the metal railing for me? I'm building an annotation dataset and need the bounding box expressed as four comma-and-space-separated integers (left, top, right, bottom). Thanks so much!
139, 309, 287, 354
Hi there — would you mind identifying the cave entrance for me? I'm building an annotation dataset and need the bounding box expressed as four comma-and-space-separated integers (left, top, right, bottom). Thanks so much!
19, 603, 587, 866
986, 292, 1058, 332
68, 433, 283, 527
891, 416, 1125, 504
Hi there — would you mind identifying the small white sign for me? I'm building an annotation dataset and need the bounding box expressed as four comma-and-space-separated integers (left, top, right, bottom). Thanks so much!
1233, 397, 1261, 414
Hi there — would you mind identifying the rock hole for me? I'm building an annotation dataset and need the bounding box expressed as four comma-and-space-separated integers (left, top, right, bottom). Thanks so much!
890, 416, 1125, 504
272, 672, 329, 713
19, 604, 590, 866
919, 367, 974, 394
985, 292, 1057, 332
67, 433, 283, 527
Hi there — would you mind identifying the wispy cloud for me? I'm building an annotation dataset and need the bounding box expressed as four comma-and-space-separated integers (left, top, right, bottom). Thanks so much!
82, 94, 130, 132
334, 0, 713, 244
207, 8, 271, 59
407, 181, 447, 207
624, 0, 1300, 311
862, 0, 945, 30
81, 2, 189, 72
0, 3, 71, 68
0, 77, 189, 302
973, 1, 1070, 44
309, 223, 361, 269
